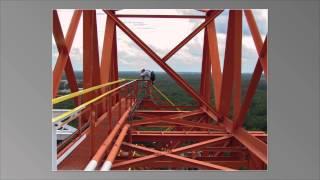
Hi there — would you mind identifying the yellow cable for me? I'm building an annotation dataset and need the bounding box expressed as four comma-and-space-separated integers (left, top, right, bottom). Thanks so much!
52, 80, 136, 123
152, 85, 181, 132
152, 85, 181, 111
52, 79, 126, 105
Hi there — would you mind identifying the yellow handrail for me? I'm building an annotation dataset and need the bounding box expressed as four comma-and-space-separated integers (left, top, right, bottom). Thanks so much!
52, 79, 126, 105
52, 80, 136, 123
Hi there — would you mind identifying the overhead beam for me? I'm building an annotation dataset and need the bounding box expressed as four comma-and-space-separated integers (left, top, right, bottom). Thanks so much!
116, 14, 206, 19
162, 10, 223, 62
104, 10, 221, 120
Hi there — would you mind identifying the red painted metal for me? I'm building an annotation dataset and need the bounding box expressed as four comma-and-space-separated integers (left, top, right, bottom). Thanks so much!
244, 10, 268, 77
161, 10, 223, 62
104, 10, 220, 120
53, 9, 268, 171
218, 10, 242, 118
200, 29, 211, 104
101, 10, 116, 84
114, 136, 235, 170
232, 37, 268, 130
206, 12, 222, 108
116, 14, 206, 19
52, 10, 82, 97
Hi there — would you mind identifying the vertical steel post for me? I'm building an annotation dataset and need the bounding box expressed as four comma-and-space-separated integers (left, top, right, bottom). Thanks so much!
218, 10, 242, 119
90, 106, 96, 157
206, 11, 222, 109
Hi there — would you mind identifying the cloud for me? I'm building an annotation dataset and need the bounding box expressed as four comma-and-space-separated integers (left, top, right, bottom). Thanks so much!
52, 9, 268, 73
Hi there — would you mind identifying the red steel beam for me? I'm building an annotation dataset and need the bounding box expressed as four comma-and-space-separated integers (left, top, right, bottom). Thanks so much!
101, 10, 116, 84
90, 11, 101, 87
162, 10, 223, 62
232, 127, 267, 164
130, 130, 230, 134
113, 136, 231, 169
116, 154, 247, 161
232, 12, 242, 116
52, 10, 80, 103
111, 29, 120, 103
91, 11, 102, 115
119, 141, 236, 171
244, 10, 268, 77
116, 14, 206, 19
114, 160, 248, 170
52, 10, 81, 97
199, 29, 211, 104
136, 109, 203, 119
202, 106, 267, 165
206, 12, 222, 108
83, 10, 94, 102
129, 131, 265, 138
104, 10, 221, 120
82, 10, 102, 118
232, 37, 267, 130
218, 10, 242, 119
131, 118, 225, 131
214, 139, 231, 157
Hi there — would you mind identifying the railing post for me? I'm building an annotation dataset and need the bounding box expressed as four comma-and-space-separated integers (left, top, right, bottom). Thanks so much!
118, 92, 122, 120
107, 95, 112, 133
135, 81, 138, 102
90, 105, 96, 157
52, 123, 57, 171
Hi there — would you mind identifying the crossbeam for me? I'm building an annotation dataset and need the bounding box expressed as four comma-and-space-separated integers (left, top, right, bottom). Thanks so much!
117, 141, 236, 170
113, 136, 231, 169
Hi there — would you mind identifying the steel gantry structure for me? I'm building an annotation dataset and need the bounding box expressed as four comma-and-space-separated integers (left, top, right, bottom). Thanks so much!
52, 9, 268, 171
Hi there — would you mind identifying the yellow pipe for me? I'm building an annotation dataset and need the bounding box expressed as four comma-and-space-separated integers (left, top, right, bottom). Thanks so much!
52, 79, 126, 105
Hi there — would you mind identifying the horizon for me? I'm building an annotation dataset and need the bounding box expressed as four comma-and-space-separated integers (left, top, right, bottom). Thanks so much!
67, 70, 265, 75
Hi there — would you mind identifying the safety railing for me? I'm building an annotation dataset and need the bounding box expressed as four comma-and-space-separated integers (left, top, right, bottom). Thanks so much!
52, 79, 141, 167
53, 79, 197, 170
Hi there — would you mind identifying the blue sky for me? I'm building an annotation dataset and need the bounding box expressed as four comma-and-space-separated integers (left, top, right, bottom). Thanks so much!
52, 9, 268, 73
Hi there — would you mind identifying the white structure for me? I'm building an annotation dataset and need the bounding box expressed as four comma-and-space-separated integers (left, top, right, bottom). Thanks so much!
52, 109, 77, 140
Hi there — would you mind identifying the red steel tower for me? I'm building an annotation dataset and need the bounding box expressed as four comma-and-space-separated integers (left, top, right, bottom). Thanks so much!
52, 9, 268, 171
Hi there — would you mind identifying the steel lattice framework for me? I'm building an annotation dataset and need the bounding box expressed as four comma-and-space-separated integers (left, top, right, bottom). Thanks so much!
52, 9, 268, 171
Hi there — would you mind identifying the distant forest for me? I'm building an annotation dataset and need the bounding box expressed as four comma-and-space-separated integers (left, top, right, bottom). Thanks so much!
57, 71, 267, 131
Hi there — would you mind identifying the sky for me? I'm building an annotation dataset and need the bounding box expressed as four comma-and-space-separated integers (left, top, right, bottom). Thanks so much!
52, 9, 268, 73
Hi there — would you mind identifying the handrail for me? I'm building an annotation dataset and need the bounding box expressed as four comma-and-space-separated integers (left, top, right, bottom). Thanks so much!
52, 80, 137, 123
52, 79, 126, 105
